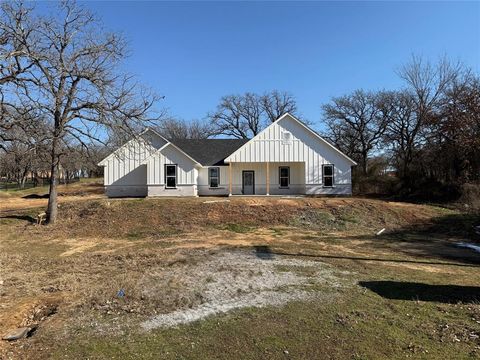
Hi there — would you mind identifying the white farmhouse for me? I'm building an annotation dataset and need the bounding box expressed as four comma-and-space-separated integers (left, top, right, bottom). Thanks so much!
98, 113, 357, 197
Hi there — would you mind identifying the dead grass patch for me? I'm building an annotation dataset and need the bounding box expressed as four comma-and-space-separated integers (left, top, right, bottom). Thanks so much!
0, 191, 479, 359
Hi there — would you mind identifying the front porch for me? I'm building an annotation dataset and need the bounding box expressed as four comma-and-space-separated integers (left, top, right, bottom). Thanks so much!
227, 162, 306, 196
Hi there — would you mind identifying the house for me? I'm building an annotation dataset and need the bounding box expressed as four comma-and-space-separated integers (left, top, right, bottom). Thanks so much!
98, 113, 357, 197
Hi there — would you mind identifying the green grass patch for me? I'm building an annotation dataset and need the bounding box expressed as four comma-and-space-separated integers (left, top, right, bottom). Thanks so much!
338, 213, 360, 223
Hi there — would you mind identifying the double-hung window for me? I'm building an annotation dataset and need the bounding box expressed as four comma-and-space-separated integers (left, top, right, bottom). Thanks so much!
209, 167, 220, 188
322, 164, 334, 187
279, 166, 290, 188
165, 164, 177, 188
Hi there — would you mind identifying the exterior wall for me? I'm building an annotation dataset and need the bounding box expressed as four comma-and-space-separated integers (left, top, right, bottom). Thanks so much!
146, 144, 199, 197
102, 130, 166, 187
146, 145, 197, 186
197, 163, 306, 196
229, 162, 305, 195
197, 166, 230, 196
148, 184, 197, 197
106, 185, 148, 198
305, 184, 352, 196
105, 164, 148, 197
225, 114, 353, 195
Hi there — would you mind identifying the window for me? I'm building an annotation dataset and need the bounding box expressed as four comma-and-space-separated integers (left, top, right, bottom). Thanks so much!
322, 164, 334, 187
165, 164, 177, 188
279, 166, 290, 188
209, 167, 220, 188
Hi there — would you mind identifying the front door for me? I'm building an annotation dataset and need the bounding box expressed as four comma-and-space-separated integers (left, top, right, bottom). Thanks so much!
242, 171, 255, 195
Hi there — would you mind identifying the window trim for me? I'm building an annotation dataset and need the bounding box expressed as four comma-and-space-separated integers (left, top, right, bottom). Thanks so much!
208, 167, 220, 188
164, 164, 177, 189
322, 164, 334, 188
279, 166, 290, 188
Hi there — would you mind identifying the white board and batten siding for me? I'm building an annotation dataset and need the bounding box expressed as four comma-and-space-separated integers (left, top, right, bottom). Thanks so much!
100, 130, 167, 197
99, 114, 356, 197
146, 145, 199, 196
225, 114, 356, 195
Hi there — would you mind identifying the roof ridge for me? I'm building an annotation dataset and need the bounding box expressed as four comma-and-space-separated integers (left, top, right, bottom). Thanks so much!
167, 138, 248, 166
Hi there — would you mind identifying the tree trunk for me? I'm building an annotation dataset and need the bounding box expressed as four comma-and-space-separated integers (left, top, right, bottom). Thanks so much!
361, 151, 368, 176
20, 176, 27, 189
46, 161, 58, 224
46, 136, 60, 224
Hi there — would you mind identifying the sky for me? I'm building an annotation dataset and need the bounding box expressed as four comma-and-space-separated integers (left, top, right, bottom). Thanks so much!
79, 1, 479, 132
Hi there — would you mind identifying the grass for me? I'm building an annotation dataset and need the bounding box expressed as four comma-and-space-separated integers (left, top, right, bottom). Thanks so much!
0, 182, 479, 359
216, 223, 254, 233
50, 281, 480, 360
0, 177, 102, 196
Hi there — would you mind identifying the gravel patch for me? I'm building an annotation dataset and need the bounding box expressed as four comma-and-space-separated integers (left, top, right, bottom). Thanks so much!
141, 249, 348, 330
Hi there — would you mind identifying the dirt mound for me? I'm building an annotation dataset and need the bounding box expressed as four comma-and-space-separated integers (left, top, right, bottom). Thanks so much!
40, 197, 443, 240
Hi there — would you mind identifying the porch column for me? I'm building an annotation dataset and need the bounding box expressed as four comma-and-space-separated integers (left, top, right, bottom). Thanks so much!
229, 163, 232, 196
266, 161, 270, 196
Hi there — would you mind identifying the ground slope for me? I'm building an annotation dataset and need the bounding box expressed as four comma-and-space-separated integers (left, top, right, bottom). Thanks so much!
0, 182, 479, 359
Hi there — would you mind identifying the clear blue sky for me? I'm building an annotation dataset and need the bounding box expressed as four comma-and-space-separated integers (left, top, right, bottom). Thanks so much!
82, 1, 479, 131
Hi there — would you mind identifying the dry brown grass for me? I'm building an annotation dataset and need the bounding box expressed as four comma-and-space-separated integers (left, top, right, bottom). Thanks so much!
0, 185, 479, 359
0, 179, 104, 213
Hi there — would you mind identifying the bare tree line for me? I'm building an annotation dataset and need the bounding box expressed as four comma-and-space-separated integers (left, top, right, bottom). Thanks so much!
0, 1, 162, 223
155, 90, 299, 140
207, 90, 298, 139
323, 56, 479, 198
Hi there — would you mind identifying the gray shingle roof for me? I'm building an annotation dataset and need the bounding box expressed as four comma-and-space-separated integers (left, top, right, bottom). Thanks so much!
170, 139, 248, 166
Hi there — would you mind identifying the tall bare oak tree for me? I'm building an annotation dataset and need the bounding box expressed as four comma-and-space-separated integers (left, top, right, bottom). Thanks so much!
0, 1, 161, 223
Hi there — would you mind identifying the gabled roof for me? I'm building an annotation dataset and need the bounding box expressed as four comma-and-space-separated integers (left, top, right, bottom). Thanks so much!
97, 128, 160, 167
169, 139, 248, 166
97, 128, 201, 167
224, 113, 358, 165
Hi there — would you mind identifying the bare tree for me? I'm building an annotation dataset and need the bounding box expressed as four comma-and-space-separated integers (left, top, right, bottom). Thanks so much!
0, 142, 32, 188
261, 90, 297, 123
157, 117, 214, 140
322, 90, 388, 175
0, 1, 162, 223
209, 93, 261, 139
380, 91, 420, 179
386, 56, 465, 182
0, 1, 35, 85
429, 74, 480, 182
398, 55, 462, 123
0, 2, 38, 148
209, 90, 298, 139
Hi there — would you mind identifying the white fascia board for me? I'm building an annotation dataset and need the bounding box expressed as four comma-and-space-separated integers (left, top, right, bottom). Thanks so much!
141, 142, 202, 168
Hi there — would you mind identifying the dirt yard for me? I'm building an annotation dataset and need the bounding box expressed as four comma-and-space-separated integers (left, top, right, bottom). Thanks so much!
1, 180, 479, 359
